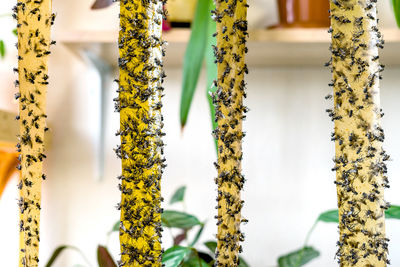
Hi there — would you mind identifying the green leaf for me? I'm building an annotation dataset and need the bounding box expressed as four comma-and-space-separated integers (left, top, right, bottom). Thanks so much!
238, 257, 250, 267
278, 246, 320, 267
183, 254, 210, 267
97, 245, 117, 267
0, 40, 5, 59
385, 205, 400, 219
163, 246, 192, 267
204, 241, 217, 255
392, 0, 400, 28
162, 210, 202, 229
205, 0, 218, 153
316, 206, 400, 224
12, 29, 17, 36
109, 221, 119, 235
170, 186, 187, 204
190, 224, 205, 247
317, 209, 338, 223
179, 0, 210, 128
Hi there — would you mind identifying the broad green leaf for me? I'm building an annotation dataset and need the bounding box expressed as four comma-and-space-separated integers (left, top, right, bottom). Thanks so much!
0, 40, 5, 59
163, 246, 191, 267
278, 246, 320, 267
238, 257, 250, 267
385, 205, 400, 219
317, 209, 338, 223
170, 186, 187, 204
162, 210, 202, 229
204, 241, 217, 255
12, 29, 17, 36
190, 224, 205, 247
97, 245, 117, 267
205, 0, 218, 153
180, 0, 210, 128
392, 0, 400, 28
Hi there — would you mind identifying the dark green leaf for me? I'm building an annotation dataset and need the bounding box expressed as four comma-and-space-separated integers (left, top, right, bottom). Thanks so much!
278, 246, 320, 267
385, 205, 400, 219
197, 252, 214, 264
204, 241, 217, 255
392, 0, 400, 28
0, 40, 5, 59
179, 0, 210, 128
170, 186, 187, 204
163, 246, 192, 267
205, 0, 218, 153
238, 257, 250, 267
97, 245, 117, 267
183, 254, 210, 267
317, 209, 338, 223
12, 29, 17, 36
45, 245, 71, 267
190, 224, 205, 247
162, 210, 202, 229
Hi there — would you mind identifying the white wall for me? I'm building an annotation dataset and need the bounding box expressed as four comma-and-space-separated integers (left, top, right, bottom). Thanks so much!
1, 1, 400, 267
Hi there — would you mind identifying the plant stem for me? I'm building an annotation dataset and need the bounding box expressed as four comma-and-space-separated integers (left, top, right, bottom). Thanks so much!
303, 220, 318, 246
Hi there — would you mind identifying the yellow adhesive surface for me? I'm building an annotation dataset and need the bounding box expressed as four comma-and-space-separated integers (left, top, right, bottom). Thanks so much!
214, 0, 248, 266
16, 0, 52, 266
330, 1, 388, 266
118, 1, 164, 266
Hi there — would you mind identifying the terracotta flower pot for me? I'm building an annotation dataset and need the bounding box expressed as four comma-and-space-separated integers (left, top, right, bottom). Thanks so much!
276, 0, 330, 28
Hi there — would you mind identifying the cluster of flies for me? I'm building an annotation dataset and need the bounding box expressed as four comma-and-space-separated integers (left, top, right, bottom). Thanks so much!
326, 0, 390, 265
114, 0, 167, 266
13, 0, 55, 266
211, 0, 249, 266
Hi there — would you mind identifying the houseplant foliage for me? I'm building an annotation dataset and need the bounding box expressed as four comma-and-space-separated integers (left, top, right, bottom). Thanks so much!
13, 0, 54, 266
212, 0, 248, 266
44, 186, 249, 267
277, 206, 400, 267
328, 0, 389, 265
115, 0, 167, 265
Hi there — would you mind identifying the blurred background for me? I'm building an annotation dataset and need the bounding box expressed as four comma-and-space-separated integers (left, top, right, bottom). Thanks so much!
1, 0, 400, 266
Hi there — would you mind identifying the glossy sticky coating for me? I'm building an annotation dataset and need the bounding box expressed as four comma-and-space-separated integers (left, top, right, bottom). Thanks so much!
328, 0, 389, 265
14, 0, 53, 266
116, 0, 166, 266
212, 0, 248, 266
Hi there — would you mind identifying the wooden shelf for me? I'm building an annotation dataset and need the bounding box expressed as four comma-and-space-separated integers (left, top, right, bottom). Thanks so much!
56, 28, 400, 43
57, 28, 400, 67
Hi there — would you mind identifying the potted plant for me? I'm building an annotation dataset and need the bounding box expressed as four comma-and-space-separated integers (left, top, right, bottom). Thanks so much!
275, 0, 330, 28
